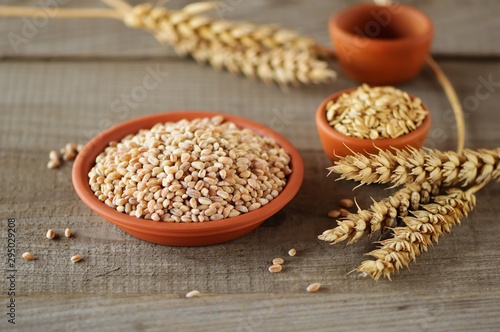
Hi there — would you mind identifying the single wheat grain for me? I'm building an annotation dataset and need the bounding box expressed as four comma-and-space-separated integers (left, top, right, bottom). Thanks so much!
46, 229, 55, 239
71, 255, 82, 263
185, 290, 201, 298
272, 258, 284, 265
306, 283, 321, 292
22, 252, 35, 261
268, 264, 283, 273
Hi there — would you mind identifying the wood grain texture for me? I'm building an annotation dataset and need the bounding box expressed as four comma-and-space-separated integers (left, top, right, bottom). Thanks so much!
0, 0, 499, 58
1, 1, 500, 330
1, 59, 499, 330
10, 292, 500, 332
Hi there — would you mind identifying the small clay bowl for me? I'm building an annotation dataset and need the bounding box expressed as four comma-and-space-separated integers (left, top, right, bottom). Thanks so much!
72, 111, 304, 246
316, 88, 431, 162
329, 3, 434, 85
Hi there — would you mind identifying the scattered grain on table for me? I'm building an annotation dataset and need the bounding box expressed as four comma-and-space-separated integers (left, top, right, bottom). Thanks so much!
306, 283, 321, 293
272, 257, 284, 265
185, 290, 201, 298
70, 254, 82, 263
339, 198, 354, 208
327, 209, 341, 218
339, 209, 350, 217
268, 264, 283, 273
46, 229, 55, 240
22, 252, 35, 261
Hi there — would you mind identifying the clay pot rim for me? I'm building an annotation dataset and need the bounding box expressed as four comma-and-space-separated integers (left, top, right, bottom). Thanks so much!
72, 111, 304, 241
329, 3, 434, 46
315, 87, 432, 153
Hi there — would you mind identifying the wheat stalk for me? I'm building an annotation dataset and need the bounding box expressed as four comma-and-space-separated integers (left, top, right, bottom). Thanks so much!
330, 147, 500, 188
318, 181, 441, 244
122, 3, 335, 87
322, 146, 498, 279
356, 186, 478, 280
0, 1, 336, 87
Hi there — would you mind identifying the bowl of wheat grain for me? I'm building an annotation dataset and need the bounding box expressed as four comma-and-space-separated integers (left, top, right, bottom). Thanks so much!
316, 84, 431, 162
73, 112, 304, 246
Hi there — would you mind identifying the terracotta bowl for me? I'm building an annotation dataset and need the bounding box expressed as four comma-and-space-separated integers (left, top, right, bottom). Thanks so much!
72, 111, 304, 246
329, 3, 434, 85
316, 88, 431, 162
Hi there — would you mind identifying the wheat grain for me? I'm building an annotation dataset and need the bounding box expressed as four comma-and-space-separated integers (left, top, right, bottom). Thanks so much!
47, 160, 60, 169
327, 209, 341, 218
22, 252, 35, 261
330, 147, 500, 188
47, 150, 61, 169
63, 145, 77, 161
356, 187, 476, 280
48, 143, 83, 169
339, 198, 354, 208
339, 208, 350, 217
71, 254, 82, 263
46, 229, 56, 240
306, 283, 321, 292
325, 85, 428, 139
272, 258, 284, 265
88, 116, 292, 222
185, 290, 201, 298
268, 264, 282, 273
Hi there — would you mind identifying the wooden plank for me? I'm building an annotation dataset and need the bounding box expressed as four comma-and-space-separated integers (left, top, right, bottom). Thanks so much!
1, 59, 499, 330
7, 292, 500, 331
1, 59, 499, 151
0, 0, 499, 58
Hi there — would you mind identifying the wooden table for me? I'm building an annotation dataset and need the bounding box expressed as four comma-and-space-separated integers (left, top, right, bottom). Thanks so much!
1, 1, 499, 331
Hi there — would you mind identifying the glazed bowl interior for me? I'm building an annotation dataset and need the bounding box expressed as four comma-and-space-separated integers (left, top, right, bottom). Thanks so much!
315, 88, 431, 162
329, 3, 434, 85
334, 4, 431, 40
72, 111, 304, 246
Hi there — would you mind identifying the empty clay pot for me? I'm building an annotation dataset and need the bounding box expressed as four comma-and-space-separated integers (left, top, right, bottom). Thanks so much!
329, 3, 434, 85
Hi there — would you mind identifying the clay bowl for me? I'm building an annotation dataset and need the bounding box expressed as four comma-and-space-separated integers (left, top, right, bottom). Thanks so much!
316, 88, 431, 162
72, 111, 304, 246
329, 3, 434, 85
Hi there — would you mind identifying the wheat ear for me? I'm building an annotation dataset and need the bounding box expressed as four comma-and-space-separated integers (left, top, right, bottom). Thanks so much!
0, 1, 336, 87
122, 3, 336, 87
330, 147, 500, 188
355, 186, 478, 280
318, 181, 441, 244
